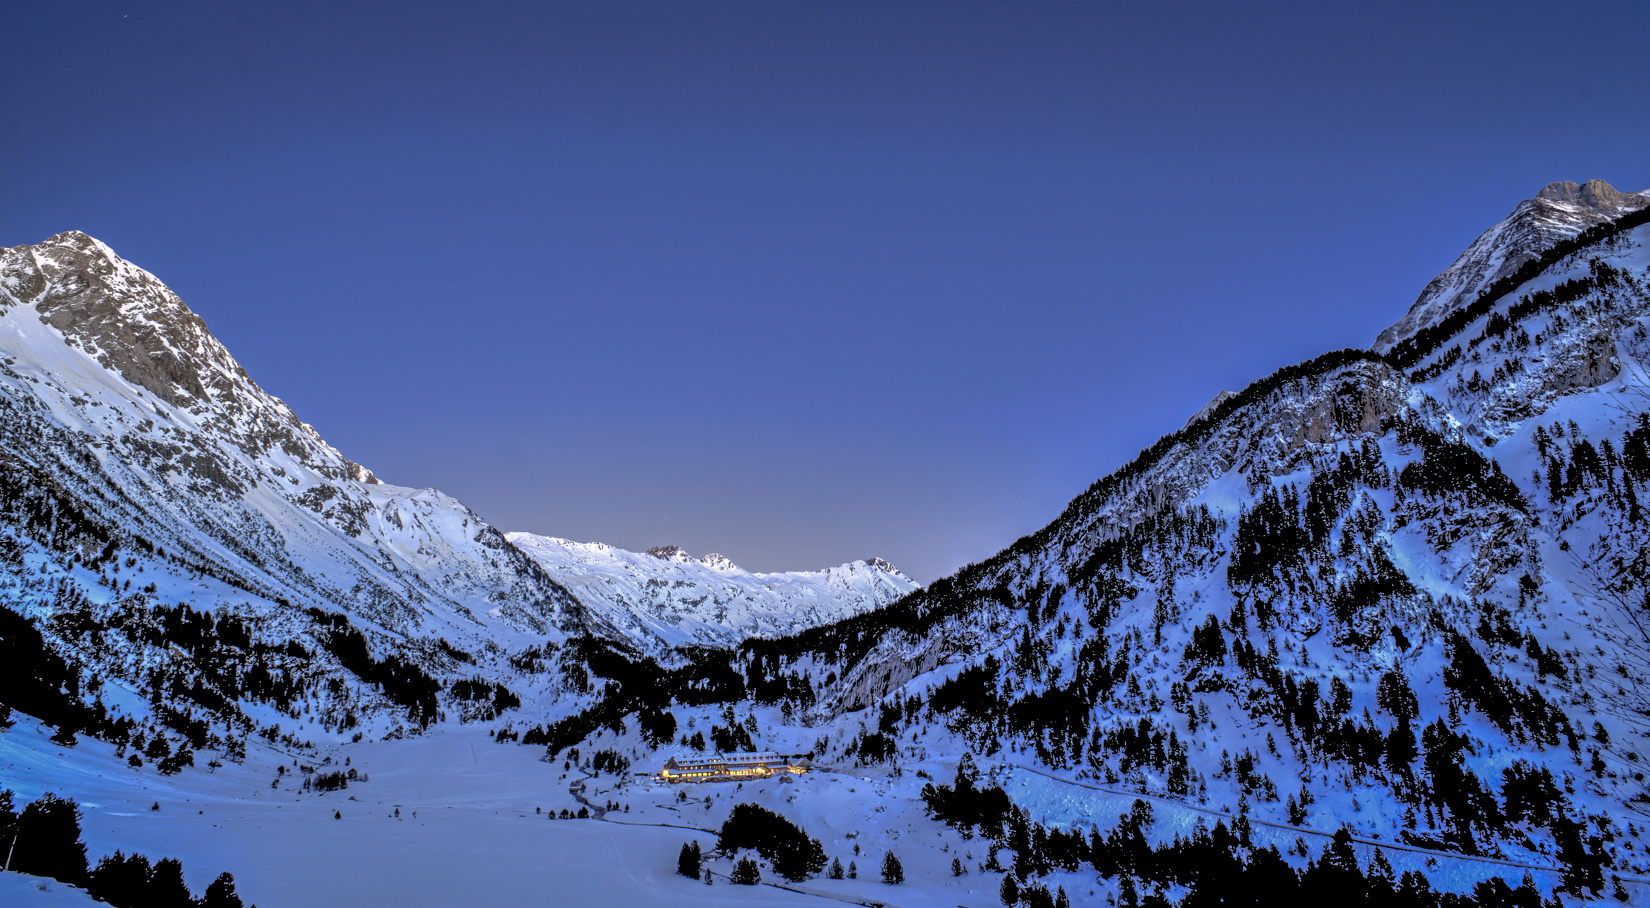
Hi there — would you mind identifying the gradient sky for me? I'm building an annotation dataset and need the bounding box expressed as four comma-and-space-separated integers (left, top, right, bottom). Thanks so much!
5, 2, 1649, 582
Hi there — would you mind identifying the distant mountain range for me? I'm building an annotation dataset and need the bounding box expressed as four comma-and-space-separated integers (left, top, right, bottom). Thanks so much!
508, 534, 915, 653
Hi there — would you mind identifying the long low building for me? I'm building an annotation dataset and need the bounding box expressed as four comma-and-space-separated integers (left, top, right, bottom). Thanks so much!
657, 751, 808, 783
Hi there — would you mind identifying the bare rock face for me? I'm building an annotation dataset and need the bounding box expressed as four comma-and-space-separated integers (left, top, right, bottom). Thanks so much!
8, 231, 233, 408
1374, 179, 1650, 352
1549, 330, 1620, 394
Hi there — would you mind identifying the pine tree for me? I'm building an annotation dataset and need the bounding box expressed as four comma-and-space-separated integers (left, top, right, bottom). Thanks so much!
1118, 874, 1139, 908
200, 872, 244, 908
0, 790, 14, 862
828, 857, 844, 879
718, 802, 826, 880
11, 793, 88, 885
731, 855, 761, 885
678, 840, 701, 878
881, 850, 903, 884
88, 850, 153, 907
951, 856, 966, 876
150, 857, 194, 908
1000, 873, 1020, 905
1384, 717, 1416, 774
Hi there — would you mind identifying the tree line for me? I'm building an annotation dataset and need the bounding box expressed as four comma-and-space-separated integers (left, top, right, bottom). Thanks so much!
0, 790, 247, 907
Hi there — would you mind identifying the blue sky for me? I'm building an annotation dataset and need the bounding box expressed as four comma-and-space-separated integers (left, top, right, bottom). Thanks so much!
6, 1, 1649, 581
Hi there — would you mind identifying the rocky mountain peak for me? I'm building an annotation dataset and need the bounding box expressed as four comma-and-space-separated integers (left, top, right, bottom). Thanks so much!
2, 231, 239, 409
1533, 178, 1645, 207
1, 231, 392, 496
1182, 389, 1236, 430
510, 533, 920, 653
1374, 178, 1649, 352
698, 552, 738, 571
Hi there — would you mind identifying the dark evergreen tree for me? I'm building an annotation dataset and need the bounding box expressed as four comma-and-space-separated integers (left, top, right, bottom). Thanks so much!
880, 850, 903, 884
10, 793, 88, 885
1385, 716, 1416, 774
677, 840, 701, 878
718, 803, 826, 881
1239, 846, 1299, 906
150, 856, 194, 908
0, 790, 15, 862
1554, 816, 1606, 895
0, 606, 87, 738
1299, 830, 1365, 903
89, 850, 154, 908
200, 871, 245, 908
730, 855, 761, 885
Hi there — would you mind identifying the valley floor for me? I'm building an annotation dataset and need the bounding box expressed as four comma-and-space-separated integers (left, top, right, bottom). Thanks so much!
10, 699, 1638, 906
0, 712, 1004, 907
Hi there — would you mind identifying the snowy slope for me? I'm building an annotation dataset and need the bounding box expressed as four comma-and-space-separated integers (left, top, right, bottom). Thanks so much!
732, 189, 1650, 898
507, 534, 917, 654
0, 231, 583, 645
1376, 179, 1650, 352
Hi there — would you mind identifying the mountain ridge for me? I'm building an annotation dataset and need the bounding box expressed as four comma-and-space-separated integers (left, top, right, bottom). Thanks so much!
1375, 179, 1650, 352
507, 532, 917, 655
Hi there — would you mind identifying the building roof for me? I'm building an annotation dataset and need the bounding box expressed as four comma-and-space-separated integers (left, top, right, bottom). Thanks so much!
660, 751, 785, 765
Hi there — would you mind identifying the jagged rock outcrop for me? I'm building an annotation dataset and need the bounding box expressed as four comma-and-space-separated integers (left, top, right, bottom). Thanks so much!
1376, 179, 1650, 351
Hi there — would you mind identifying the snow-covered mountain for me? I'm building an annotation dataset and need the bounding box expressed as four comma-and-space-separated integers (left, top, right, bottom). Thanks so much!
1376, 179, 1650, 352
507, 534, 916, 654
0, 231, 592, 629
0, 230, 903, 747
529, 178, 1650, 902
